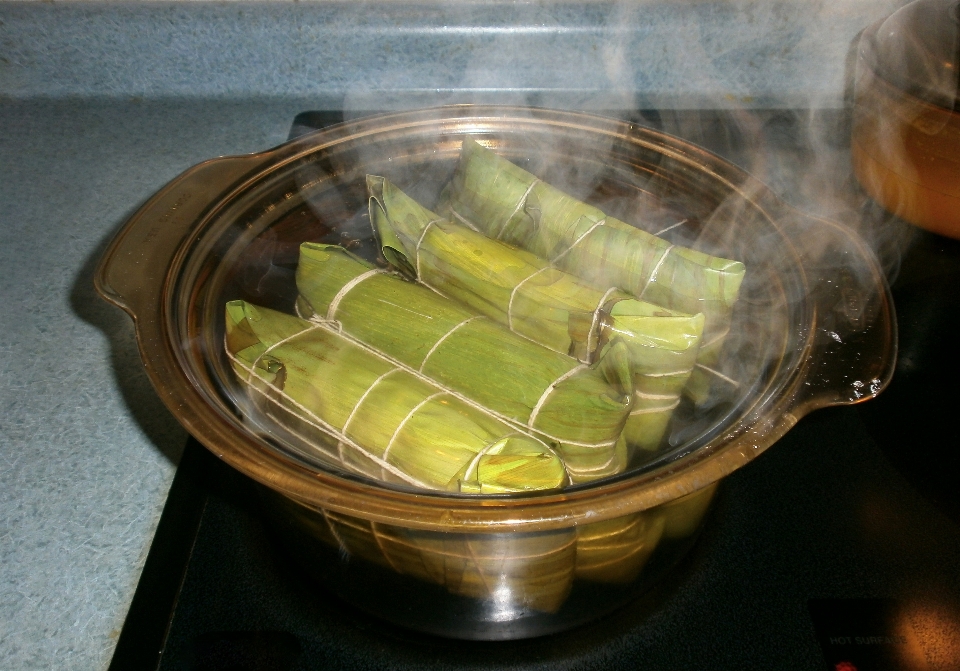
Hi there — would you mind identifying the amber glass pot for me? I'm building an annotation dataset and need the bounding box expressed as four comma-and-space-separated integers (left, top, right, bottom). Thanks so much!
852, 0, 960, 238
96, 106, 895, 639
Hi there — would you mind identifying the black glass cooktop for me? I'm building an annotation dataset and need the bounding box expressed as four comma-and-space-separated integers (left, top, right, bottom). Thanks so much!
107, 111, 960, 671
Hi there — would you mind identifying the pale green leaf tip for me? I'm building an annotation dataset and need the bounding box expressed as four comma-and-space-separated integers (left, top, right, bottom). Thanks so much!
366, 174, 385, 194
225, 299, 245, 322
299, 241, 337, 259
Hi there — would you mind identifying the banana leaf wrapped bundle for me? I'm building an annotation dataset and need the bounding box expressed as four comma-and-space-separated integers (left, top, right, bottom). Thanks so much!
225, 300, 567, 493
436, 139, 746, 402
278, 498, 578, 614
341, 513, 578, 613
660, 482, 719, 540
574, 512, 665, 584
295, 244, 635, 482
369, 175, 704, 452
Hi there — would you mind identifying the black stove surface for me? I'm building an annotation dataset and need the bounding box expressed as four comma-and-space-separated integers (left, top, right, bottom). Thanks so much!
108, 111, 960, 671
109, 406, 960, 671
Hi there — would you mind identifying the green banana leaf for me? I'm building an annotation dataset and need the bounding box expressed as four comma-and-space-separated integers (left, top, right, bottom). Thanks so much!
284, 500, 579, 613
225, 300, 567, 493
369, 175, 704, 452
574, 512, 665, 584
295, 244, 634, 482
373, 175, 602, 363
436, 138, 746, 403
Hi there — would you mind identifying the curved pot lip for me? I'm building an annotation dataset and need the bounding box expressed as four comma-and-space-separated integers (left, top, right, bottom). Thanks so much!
855, 10, 960, 115
98, 104, 894, 532
855, 52, 960, 128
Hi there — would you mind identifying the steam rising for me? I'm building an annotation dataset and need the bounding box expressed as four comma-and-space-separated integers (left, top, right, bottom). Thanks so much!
230, 0, 913, 477
330, 0, 922, 279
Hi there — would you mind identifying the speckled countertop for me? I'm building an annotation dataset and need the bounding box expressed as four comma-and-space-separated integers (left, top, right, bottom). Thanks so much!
0, 1, 910, 668
0, 97, 324, 670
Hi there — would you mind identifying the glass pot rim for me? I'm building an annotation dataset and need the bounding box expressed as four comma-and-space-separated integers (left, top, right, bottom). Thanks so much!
856, 0, 960, 112
95, 105, 896, 532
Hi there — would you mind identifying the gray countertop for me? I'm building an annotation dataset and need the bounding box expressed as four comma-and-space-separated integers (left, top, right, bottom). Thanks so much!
1, 0, 903, 108
0, 97, 323, 670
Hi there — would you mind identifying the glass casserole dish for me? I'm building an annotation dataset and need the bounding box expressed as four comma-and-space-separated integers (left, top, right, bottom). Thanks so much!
95, 106, 895, 639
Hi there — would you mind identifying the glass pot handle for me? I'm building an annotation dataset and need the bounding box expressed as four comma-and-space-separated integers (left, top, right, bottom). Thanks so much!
787, 211, 897, 415
95, 153, 264, 320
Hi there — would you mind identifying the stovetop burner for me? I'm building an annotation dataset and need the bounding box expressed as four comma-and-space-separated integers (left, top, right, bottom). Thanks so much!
107, 110, 960, 671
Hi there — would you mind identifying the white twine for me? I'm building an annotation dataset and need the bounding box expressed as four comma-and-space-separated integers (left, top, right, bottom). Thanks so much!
295, 299, 341, 333
226, 347, 430, 488
564, 449, 621, 476
418, 315, 484, 372
293, 299, 310, 320
235, 343, 576, 488
653, 219, 688, 237
414, 218, 443, 278
634, 390, 680, 401
584, 286, 620, 359
639, 245, 675, 300
341, 367, 402, 435
320, 509, 349, 555
506, 266, 549, 331
643, 369, 691, 378
326, 269, 385, 321
695, 363, 740, 387
245, 321, 325, 385
307, 315, 616, 450
408, 269, 573, 358
527, 363, 590, 431
426, 207, 613, 364
449, 208, 481, 232
630, 398, 681, 416
382, 391, 447, 461
550, 218, 606, 266
502, 218, 610, 358
461, 434, 514, 483
701, 328, 731, 349
495, 179, 540, 240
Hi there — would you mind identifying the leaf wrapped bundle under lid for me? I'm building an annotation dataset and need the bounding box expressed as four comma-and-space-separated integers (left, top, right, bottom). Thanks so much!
295, 244, 634, 482
369, 176, 704, 452
225, 300, 567, 493
436, 139, 746, 403
278, 497, 578, 613
574, 512, 665, 584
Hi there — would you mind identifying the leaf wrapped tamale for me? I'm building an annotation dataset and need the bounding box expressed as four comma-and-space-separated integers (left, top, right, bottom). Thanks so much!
660, 482, 718, 539
369, 175, 704, 452
295, 244, 634, 482
436, 139, 746, 402
349, 517, 578, 613
574, 512, 665, 584
225, 300, 567, 493
265, 461, 578, 613
608, 300, 701, 450
371, 175, 609, 363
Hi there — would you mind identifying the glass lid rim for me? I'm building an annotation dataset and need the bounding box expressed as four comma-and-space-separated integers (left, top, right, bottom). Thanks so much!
161, 109, 815, 510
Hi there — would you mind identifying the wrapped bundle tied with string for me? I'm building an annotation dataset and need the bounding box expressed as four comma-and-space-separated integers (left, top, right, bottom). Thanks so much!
225, 300, 567, 493
574, 512, 665, 584
295, 244, 635, 482
436, 139, 746, 403
369, 175, 704, 452
276, 497, 579, 613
